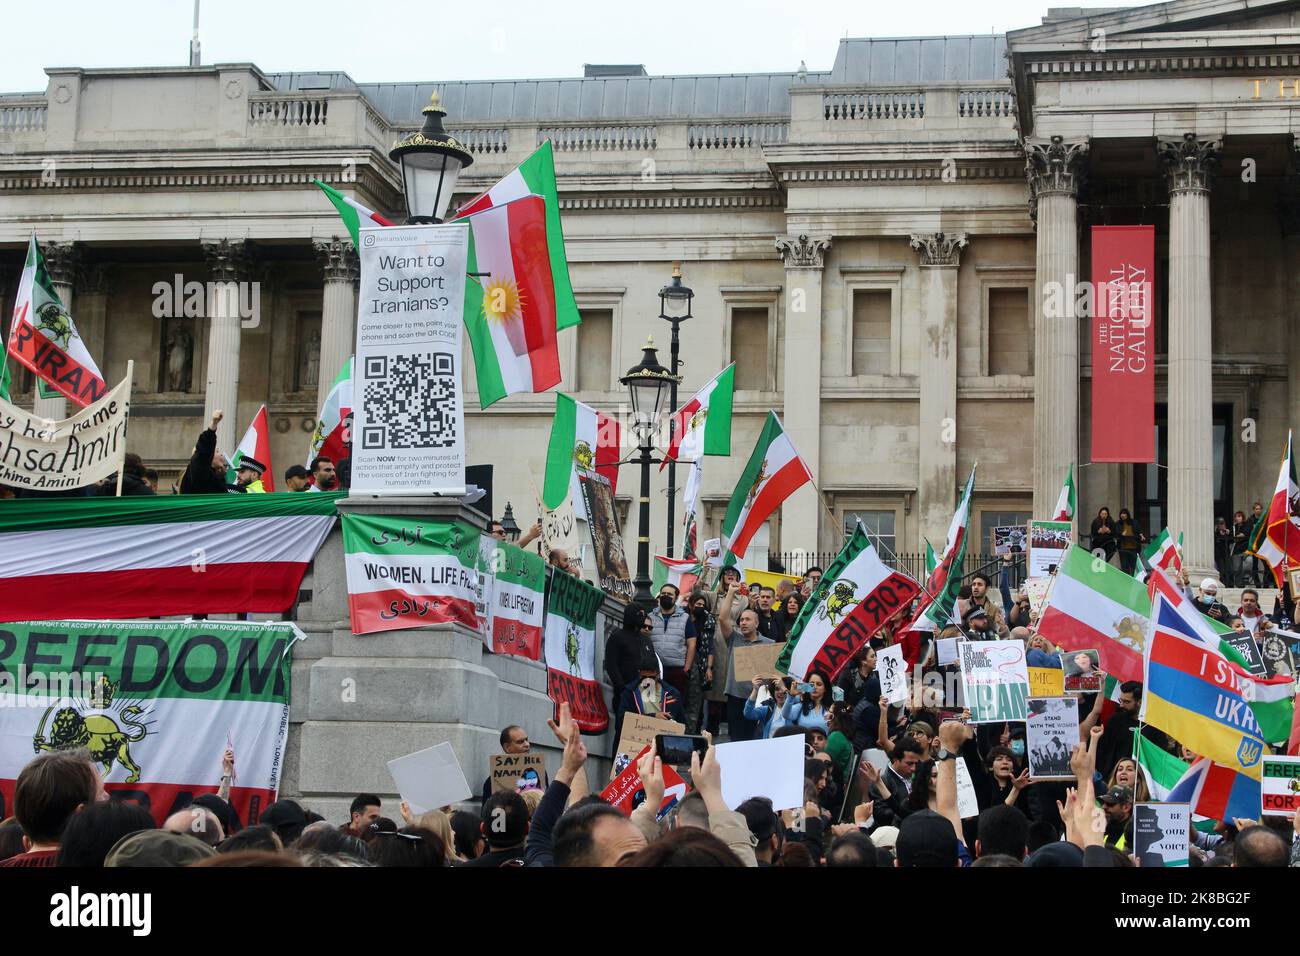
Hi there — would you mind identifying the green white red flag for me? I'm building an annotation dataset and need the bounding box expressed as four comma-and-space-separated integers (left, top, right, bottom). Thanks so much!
1248, 431, 1300, 587
681, 458, 703, 559
721, 412, 813, 561
543, 393, 621, 510
660, 364, 734, 469
0, 619, 295, 828
1053, 465, 1076, 521
911, 463, 977, 633
313, 180, 393, 246
0, 493, 340, 621
1139, 527, 1183, 581
462, 195, 561, 408
227, 404, 274, 491
308, 356, 353, 466
653, 555, 700, 596
341, 514, 481, 635
544, 568, 609, 733
452, 140, 580, 332
483, 541, 546, 659
7, 235, 107, 407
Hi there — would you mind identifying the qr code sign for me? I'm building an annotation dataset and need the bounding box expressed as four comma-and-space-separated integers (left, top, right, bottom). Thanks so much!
361, 352, 458, 450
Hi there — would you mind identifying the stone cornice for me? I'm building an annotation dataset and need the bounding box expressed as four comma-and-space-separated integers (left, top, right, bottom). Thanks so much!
0, 165, 399, 204
778, 162, 1025, 185
1160, 132, 1222, 193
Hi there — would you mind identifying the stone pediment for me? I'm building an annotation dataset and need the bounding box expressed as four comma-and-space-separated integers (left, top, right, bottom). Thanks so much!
1009, 0, 1300, 47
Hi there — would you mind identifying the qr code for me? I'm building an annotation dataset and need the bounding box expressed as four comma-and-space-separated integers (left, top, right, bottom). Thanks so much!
361, 352, 457, 450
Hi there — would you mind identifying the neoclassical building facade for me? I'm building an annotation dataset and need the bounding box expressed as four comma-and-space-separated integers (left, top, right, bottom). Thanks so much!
2, 0, 1299, 575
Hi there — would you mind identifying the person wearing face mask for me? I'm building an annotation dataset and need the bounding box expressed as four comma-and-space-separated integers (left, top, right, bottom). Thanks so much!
683, 593, 715, 734
648, 583, 697, 701
1194, 578, 1230, 624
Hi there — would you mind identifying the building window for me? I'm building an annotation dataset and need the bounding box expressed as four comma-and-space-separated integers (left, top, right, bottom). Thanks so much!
844, 509, 896, 557
852, 290, 891, 375
979, 510, 1031, 558
576, 309, 612, 391
730, 307, 769, 390
988, 288, 1030, 376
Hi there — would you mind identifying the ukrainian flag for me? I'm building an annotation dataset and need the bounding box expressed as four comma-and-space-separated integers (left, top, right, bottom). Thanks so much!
1142, 594, 1268, 779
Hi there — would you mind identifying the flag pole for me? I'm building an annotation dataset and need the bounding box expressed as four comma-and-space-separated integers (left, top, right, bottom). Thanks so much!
115, 360, 133, 498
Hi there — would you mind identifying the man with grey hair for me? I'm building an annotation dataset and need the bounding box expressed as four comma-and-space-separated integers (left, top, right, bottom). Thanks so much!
163, 806, 225, 847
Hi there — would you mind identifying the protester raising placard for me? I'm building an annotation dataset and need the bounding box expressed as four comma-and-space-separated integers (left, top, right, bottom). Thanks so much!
957, 640, 1029, 723
1025, 697, 1077, 781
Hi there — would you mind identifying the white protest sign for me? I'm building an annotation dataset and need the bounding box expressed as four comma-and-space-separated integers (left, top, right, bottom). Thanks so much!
1133, 803, 1190, 867
957, 640, 1030, 723
0, 375, 130, 492
386, 741, 473, 814
715, 733, 805, 811
862, 748, 889, 774
352, 224, 468, 495
955, 756, 979, 819
1025, 697, 1078, 781
539, 490, 579, 556
936, 637, 959, 666
877, 645, 909, 706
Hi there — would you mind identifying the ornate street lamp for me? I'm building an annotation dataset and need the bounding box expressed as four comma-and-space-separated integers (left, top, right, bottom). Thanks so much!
389, 92, 474, 224
620, 337, 680, 607
500, 502, 522, 542
659, 262, 694, 557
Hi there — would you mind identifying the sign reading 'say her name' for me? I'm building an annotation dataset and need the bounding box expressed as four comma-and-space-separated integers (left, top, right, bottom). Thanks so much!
352, 225, 468, 495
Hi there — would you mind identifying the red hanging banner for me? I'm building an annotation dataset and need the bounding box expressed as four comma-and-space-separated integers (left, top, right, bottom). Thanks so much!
1090, 226, 1155, 463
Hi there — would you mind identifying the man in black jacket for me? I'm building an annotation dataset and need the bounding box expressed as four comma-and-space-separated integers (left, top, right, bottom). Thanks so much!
179, 410, 231, 494
869, 736, 924, 827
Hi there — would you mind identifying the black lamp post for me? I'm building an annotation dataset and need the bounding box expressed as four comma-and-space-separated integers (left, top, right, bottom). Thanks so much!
500, 502, 521, 542
389, 92, 474, 224
621, 337, 680, 608
660, 262, 694, 558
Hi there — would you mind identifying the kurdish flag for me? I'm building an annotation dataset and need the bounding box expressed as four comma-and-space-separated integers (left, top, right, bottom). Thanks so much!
0, 493, 340, 622
653, 555, 700, 597
453, 141, 580, 331
1248, 431, 1300, 587
1036, 544, 1151, 683
721, 412, 813, 561
544, 568, 609, 733
1142, 590, 1278, 777
462, 196, 561, 408
0, 619, 295, 828
313, 180, 394, 246
780, 529, 920, 681
308, 356, 353, 466
912, 464, 977, 633
227, 404, 274, 492
543, 393, 621, 510
1167, 757, 1261, 824
1053, 465, 1077, 521
7, 235, 107, 407
660, 364, 735, 470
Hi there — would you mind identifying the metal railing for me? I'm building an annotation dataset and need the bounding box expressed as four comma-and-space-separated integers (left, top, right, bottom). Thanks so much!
769, 550, 1027, 592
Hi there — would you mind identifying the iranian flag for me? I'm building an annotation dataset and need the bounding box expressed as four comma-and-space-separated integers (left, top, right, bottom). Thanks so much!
341, 515, 481, 636
542, 393, 620, 510
1036, 544, 1150, 684
7, 235, 107, 407
912, 464, 977, 633
0, 493, 340, 621
462, 196, 561, 409
227, 404, 274, 491
452, 140, 580, 331
308, 356, 353, 466
313, 179, 393, 246
486, 543, 546, 660
653, 555, 700, 597
660, 364, 735, 470
681, 458, 703, 559
721, 412, 813, 561
1248, 431, 1300, 586
780, 530, 920, 681
1139, 527, 1183, 581
1053, 465, 1076, 521
0, 619, 294, 828
544, 568, 609, 733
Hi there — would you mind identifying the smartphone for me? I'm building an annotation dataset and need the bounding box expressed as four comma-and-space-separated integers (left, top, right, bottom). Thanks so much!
656, 733, 709, 766
831, 686, 845, 703
797, 682, 815, 694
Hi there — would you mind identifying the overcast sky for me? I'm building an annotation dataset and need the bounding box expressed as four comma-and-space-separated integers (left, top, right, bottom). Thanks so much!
0, 0, 1123, 92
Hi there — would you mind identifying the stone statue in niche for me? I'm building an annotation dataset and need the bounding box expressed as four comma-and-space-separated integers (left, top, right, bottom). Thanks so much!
301, 328, 321, 391
165, 321, 194, 392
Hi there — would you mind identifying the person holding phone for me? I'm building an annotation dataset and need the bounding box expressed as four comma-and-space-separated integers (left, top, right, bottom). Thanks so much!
781, 670, 832, 733
743, 675, 790, 739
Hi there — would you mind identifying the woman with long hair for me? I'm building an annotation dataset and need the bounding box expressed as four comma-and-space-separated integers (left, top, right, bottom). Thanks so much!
1107, 756, 1150, 803
781, 669, 832, 732
1113, 508, 1147, 576
1089, 507, 1117, 561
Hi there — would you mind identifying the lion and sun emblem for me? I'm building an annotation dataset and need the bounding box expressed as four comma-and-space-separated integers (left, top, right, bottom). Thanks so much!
32, 675, 153, 784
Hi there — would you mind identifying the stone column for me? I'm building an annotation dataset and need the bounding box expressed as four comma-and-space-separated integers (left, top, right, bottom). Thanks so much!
910, 232, 968, 548
77, 265, 109, 374
1161, 133, 1221, 576
1025, 136, 1089, 522
314, 238, 359, 405
776, 234, 830, 560
32, 241, 81, 421
201, 239, 251, 453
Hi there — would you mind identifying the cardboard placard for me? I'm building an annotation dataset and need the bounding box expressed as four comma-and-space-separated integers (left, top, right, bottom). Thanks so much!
731, 641, 787, 683
387, 742, 473, 815
1028, 666, 1065, 698
1133, 803, 1190, 868
489, 752, 547, 793
600, 745, 689, 819
615, 713, 685, 762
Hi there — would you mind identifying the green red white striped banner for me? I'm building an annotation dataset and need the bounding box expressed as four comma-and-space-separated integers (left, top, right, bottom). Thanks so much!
0, 493, 341, 621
